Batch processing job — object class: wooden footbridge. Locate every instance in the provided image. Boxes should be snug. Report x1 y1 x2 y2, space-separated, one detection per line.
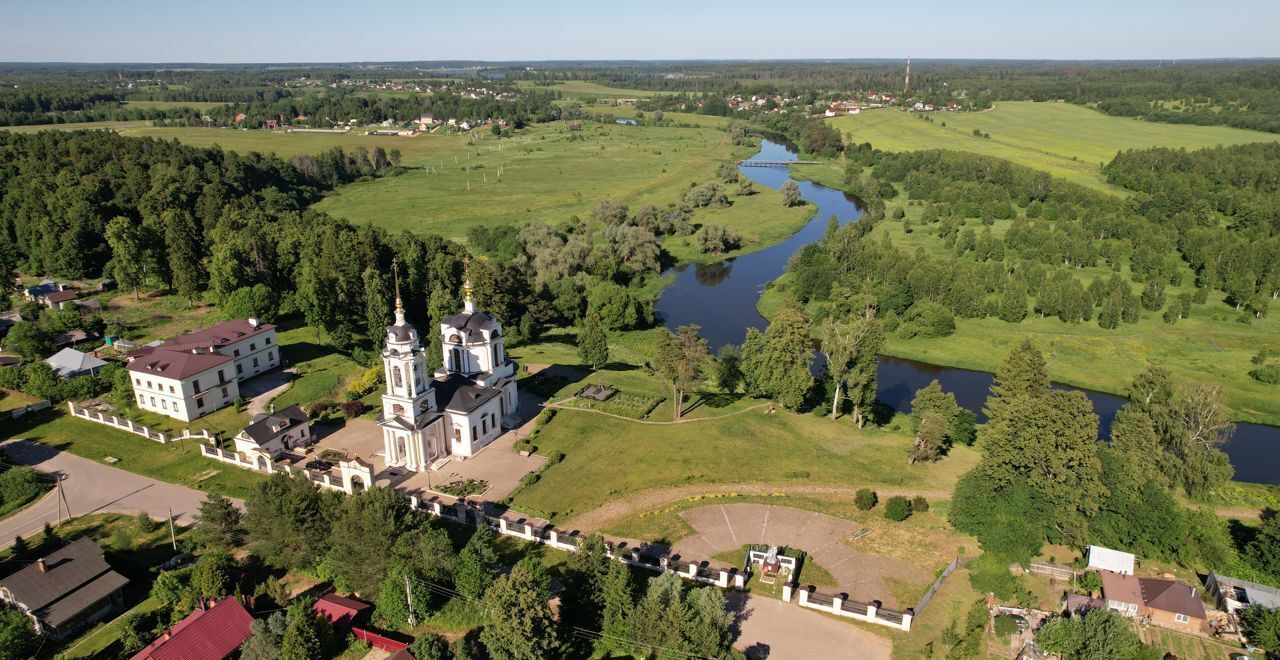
737 159 820 167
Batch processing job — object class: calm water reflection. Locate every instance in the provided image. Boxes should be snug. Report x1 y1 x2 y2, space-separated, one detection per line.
655 140 1278 484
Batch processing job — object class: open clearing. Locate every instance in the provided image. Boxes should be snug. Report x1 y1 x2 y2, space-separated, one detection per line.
828 102 1280 191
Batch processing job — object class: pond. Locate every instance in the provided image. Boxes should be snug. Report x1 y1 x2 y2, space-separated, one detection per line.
655 139 1278 484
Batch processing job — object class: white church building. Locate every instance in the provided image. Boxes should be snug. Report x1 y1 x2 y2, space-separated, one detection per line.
378 277 518 472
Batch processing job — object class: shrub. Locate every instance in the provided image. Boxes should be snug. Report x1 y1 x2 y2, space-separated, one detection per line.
520 473 540 488
1250 364 1280 384
911 495 929 513
307 401 332 418
884 496 912 521
1075 570 1101 595
993 614 1020 638
339 400 365 418
854 488 877 511
136 510 159 533
545 450 565 466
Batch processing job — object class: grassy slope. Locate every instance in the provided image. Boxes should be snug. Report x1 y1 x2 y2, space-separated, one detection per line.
828 102 1280 192
507 334 978 523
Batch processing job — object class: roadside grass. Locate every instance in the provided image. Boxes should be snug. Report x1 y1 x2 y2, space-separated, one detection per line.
828 102 1280 192
1 410 263 499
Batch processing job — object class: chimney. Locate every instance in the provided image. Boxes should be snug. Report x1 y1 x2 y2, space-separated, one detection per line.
248 317 259 328
36 558 46 573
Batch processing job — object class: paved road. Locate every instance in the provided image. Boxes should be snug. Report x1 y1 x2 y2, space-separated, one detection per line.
0 439 241 545
731 593 893 660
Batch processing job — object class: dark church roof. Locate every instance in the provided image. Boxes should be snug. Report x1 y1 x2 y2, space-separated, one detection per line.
433 373 500 414
386 320 416 343
441 311 499 338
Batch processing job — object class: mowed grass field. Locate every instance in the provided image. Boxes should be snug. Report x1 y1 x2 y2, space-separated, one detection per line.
516 80 671 98
829 102 1280 192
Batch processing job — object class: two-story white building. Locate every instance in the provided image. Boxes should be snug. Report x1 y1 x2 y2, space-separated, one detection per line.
125 319 279 421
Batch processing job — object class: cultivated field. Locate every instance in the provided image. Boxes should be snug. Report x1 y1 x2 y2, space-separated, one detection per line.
828 102 1280 191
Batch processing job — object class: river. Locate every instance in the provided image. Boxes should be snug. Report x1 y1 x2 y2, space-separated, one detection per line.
655 139 1278 485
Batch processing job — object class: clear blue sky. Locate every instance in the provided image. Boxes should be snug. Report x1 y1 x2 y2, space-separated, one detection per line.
1 0 1275 62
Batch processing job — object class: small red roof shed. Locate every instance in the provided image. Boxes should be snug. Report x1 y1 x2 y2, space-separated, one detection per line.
131 598 253 660
314 593 372 628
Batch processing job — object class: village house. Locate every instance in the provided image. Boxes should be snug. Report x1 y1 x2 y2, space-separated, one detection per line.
130 597 254 660
1100 571 1209 634
1087 545 1135 575
376 273 518 472
232 404 311 458
125 318 279 421
21 279 68 303
43 289 80 309
0 538 128 639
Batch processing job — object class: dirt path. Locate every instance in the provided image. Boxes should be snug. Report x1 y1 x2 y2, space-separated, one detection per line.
546 397 774 425
561 481 953 532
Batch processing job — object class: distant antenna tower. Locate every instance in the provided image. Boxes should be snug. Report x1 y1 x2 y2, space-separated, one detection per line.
904 57 911 95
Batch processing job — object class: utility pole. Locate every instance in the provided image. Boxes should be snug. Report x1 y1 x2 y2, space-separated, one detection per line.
404 574 417 627
167 508 177 550
56 476 68 526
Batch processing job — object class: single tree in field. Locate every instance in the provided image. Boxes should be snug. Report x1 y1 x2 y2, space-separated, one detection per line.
105 216 148 299
781 181 801 207
910 411 950 464
821 301 884 425
653 325 708 420
577 314 610 369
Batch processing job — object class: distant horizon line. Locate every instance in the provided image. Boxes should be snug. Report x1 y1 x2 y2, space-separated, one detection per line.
2 56 1280 68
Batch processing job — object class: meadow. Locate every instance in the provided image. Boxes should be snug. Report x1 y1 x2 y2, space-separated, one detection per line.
828 102 1280 192
758 201 1280 425
516 80 672 98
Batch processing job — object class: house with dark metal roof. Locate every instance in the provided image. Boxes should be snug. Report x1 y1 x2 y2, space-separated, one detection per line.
130 597 254 660
233 404 311 458
0 538 128 638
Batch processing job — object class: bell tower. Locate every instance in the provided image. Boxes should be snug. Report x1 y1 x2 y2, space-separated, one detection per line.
380 263 434 424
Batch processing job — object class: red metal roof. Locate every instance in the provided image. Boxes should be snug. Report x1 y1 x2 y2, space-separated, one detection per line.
126 348 232 381
131 598 254 660
314 593 372 627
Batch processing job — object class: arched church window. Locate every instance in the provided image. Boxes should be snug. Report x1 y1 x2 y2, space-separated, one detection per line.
393 404 405 415
393 366 403 388
449 334 462 345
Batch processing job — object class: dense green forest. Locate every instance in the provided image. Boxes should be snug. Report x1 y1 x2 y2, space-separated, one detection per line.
784 143 1280 331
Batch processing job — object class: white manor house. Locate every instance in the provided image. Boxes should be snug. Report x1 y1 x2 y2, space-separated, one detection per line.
377 278 519 471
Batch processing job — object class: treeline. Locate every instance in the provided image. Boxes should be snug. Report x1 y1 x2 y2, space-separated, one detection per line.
206 88 563 129
782 146 1280 337
0 129 472 352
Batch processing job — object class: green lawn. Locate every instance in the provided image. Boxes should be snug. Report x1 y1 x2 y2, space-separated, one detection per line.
1 411 263 499
507 372 979 523
829 102 1280 192
270 326 368 410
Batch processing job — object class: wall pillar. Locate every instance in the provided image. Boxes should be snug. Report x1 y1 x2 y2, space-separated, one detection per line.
798 589 810 606
523 523 535 541
686 563 698 578
718 570 730 588
832 594 844 613
900 612 913 631
782 584 793 602
866 602 878 622
548 530 559 547
498 518 509 535
431 501 444 517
